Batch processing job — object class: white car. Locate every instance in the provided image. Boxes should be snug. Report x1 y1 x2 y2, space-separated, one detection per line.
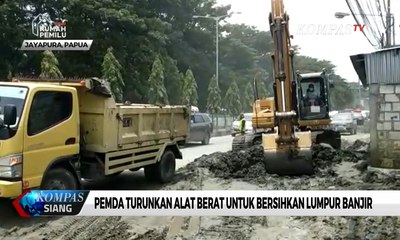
231 113 253 136
361 110 370 119
329 111 338 118
191 106 199 113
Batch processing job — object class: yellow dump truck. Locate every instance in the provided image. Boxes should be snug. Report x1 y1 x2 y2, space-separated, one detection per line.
0 77 189 198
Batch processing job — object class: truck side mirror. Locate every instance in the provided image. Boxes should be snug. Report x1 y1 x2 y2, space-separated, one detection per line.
4 104 17 126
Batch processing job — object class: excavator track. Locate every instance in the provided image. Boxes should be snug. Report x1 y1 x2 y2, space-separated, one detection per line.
232 134 252 152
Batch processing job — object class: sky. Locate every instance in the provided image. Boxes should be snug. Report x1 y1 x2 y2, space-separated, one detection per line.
216 0 400 82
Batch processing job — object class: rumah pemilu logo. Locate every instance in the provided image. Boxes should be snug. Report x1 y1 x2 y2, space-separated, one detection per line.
32 12 67 38
21 12 92 51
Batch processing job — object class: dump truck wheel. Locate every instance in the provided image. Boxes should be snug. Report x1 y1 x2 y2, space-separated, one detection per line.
107 171 123 177
41 168 78 190
144 165 158 181
156 150 176 183
202 133 210 145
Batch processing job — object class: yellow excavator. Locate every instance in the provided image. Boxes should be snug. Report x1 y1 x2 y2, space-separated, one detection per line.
232 0 341 175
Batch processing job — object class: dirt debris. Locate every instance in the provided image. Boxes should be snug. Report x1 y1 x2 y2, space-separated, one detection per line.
3 138 400 240
182 140 372 185
165 139 400 240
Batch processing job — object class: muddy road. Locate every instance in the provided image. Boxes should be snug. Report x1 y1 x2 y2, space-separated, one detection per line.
3 133 400 240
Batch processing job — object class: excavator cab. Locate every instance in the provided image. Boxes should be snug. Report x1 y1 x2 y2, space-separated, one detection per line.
298 71 330 121
296 70 341 150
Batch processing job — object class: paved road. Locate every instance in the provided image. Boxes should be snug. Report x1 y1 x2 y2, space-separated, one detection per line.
21 133 366 193
0 133 369 229
82 135 233 190
178 135 232 168
0 133 367 220
0 135 234 226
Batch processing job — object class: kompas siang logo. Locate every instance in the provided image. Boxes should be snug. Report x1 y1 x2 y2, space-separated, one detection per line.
13 190 89 217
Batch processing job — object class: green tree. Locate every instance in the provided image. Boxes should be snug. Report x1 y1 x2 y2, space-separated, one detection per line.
0 0 356 113
258 79 269 98
39 50 63 78
148 56 169 105
206 75 222 114
329 75 355 110
254 71 269 99
224 80 242 118
163 56 184 105
101 47 124 102
243 82 254 112
181 69 198 106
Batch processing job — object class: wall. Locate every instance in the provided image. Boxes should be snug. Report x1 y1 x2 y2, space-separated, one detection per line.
370 84 400 168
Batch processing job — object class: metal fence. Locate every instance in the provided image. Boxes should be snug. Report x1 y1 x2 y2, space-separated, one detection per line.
209 113 234 131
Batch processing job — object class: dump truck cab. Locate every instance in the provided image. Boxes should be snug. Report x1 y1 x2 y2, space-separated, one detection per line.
0 78 189 198
0 82 80 197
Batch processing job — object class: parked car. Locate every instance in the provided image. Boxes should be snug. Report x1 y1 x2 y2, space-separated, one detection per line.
361 110 370 120
352 109 365 125
231 113 253 136
187 112 213 145
330 112 357 135
191 106 199 113
329 111 339 118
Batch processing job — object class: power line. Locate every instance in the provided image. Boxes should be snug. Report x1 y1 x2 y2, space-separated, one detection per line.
376 0 386 28
360 0 383 44
366 0 383 37
346 0 378 47
349 0 387 47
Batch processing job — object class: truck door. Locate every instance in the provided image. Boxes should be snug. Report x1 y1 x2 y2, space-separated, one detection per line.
22 88 80 190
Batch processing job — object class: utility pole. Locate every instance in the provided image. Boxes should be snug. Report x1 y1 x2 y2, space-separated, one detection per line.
216 21 219 88
386 0 391 47
359 79 362 107
193 12 241 87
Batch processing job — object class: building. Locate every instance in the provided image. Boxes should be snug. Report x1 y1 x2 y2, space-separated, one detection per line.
351 46 400 169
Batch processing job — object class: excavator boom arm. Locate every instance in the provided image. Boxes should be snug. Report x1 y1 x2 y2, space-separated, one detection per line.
270 0 297 145
259 0 314 176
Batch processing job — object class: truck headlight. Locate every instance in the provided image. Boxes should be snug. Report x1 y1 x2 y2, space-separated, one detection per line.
0 154 23 178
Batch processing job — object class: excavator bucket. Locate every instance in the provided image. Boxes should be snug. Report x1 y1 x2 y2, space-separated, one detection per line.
262 131 314 175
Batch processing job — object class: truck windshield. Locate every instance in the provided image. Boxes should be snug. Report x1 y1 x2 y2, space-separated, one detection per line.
0 86 28 130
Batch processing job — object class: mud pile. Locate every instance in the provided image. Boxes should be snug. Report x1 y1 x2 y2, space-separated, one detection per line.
196 145 266 180
171 140 400 240
171 140 400 191
188 140 370 181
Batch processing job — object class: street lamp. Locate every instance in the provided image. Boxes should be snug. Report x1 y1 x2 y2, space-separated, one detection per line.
193 11 241 87
334 11 395 47
334 12 350 19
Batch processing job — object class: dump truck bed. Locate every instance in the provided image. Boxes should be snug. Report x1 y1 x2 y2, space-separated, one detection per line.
77 88 190 153
9 77 190 154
